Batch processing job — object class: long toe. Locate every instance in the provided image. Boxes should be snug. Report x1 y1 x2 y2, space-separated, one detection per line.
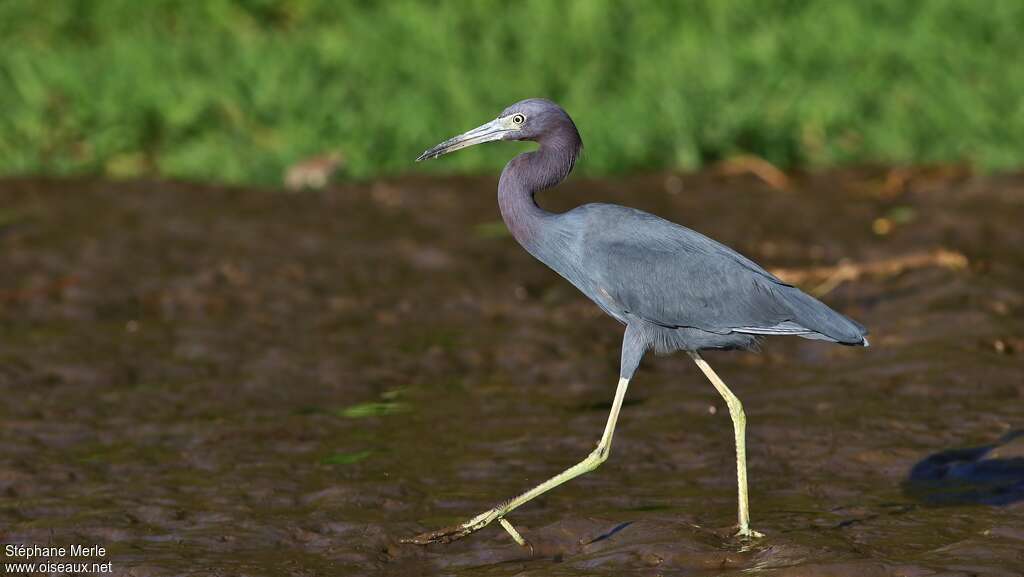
401 523 472 545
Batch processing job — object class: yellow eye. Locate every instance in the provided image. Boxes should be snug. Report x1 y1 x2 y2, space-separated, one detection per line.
512 114 525 125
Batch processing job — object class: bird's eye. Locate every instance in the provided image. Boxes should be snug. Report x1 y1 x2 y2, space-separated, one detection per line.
512 114 525 125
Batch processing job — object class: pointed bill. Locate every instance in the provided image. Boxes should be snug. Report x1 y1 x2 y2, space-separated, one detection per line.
416 116 518 161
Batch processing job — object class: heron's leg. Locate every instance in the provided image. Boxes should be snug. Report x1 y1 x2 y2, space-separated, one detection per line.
688 351 763 539
403 375 632 546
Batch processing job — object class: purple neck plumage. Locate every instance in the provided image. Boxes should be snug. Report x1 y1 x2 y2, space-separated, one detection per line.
497 127 582 255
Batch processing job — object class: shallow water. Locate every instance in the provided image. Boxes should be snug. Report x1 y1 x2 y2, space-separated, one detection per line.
1 171 1022 576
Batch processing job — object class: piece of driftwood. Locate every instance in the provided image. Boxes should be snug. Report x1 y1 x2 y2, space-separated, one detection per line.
713 154 792 191
771 248 968 296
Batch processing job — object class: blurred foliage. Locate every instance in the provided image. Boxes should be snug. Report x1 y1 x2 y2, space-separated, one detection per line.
1 0 1022 184
321 450 373 465
336 401 409 418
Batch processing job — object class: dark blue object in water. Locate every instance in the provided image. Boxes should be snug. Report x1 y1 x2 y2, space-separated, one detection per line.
905 430 1024 506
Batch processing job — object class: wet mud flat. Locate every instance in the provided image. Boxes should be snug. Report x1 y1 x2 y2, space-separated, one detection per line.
1 170 1022 576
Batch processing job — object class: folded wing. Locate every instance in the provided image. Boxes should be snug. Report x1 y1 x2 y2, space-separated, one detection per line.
578 205 867 345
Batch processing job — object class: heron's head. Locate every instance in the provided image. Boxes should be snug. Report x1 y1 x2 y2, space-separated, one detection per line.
416 98 578 162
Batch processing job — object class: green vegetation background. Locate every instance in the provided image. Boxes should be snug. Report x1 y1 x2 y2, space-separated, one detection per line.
2 0 1022 184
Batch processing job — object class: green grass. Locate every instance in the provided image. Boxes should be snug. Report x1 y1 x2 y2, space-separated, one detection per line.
1 0 1022 184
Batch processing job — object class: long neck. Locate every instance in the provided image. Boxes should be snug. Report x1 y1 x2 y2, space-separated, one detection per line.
497 131 581 257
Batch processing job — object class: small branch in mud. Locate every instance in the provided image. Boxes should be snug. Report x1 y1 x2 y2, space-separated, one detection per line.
771 248 969 296
713 154 792 191
0 275 79 305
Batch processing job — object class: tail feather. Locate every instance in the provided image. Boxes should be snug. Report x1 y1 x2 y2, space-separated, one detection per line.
780 286 868 345
737 285 868 346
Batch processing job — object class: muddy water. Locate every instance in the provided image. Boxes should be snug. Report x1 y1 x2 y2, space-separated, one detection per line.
0 171 1022 576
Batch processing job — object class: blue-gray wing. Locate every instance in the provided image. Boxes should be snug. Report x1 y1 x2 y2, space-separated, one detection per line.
576 204 866 343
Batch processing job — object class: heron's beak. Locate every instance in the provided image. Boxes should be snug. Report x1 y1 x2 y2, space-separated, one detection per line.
416 116 516 162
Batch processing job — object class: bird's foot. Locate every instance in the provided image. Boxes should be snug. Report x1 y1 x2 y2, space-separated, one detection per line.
735 526 764 540
402 508 531 549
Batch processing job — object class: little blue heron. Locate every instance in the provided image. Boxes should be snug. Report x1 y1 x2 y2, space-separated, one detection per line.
404 99 868 547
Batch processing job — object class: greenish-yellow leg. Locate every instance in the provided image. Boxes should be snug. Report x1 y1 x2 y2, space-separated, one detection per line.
403 376 632 546
689 351 763 539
